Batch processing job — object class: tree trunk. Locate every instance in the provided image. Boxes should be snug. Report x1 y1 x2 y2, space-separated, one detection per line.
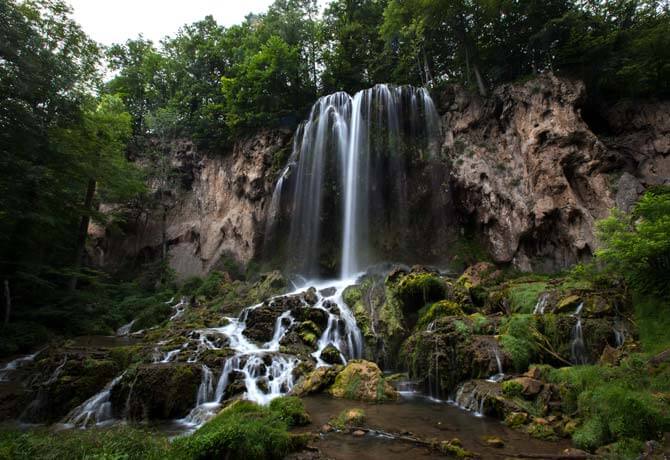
3 280 10 325
161 205 168 262
68 178 96 293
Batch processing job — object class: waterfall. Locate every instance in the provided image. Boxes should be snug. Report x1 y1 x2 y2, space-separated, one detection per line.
270 85 441 277
570 303 588 365
533 293 548 315
116 319 136 337
63 373 125 428
0 349 42 382
180 278 363 428
486 346 505 383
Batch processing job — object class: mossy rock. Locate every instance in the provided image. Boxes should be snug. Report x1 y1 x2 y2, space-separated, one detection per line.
330 407 366 429
112 363 201 420
297 321 321 347
328 360 398 402
395 272 446 312
417 300 464 330
504 411 529 428
556 294 582 314
320 344 344 365
292 365 342 397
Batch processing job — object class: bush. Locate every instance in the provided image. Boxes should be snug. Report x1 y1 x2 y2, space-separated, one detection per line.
194 271 228 299
499 315 538 372
502 380 523 397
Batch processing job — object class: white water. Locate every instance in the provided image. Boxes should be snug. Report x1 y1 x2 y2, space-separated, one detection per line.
0 349 43 382
116 319 136 336
453 383 487 418
63 374 125 428
570 303 587 365
180 277 363 427
532 293 549 315
486 346 505 383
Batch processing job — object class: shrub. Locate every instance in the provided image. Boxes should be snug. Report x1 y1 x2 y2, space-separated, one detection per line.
195 271 228 299
502 380 523 397
499 315 538 372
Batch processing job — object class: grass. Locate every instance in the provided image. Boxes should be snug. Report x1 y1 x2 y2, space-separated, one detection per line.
507 281 548 313
634 294 670 354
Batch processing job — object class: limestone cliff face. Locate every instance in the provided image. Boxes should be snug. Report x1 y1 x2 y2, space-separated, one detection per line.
441 74 669 271
89 129 292 280
91 76 669 278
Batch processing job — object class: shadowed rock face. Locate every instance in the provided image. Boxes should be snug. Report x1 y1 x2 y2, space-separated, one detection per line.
442 74 670 271
88 129 293 280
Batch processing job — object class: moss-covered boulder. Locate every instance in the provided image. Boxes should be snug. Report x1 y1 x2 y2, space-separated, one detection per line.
292 366 342 397
328 360 398 402
396 271 446 312
243 304 288 343
320 344 344 365
112 363 201 420
329 407 366 429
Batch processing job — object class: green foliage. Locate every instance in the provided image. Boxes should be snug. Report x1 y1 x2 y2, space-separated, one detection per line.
329 408 366 430
0 426 171 460
596 187 670 297
546 358 670 452
634 294 670 354
268 396 311 426
173 399 306 460
499 315 538 372
502 380 523 398
507 282 548 314
194 271 227 299
0 322 51 357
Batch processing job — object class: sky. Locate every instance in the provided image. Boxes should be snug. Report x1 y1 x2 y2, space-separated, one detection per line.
66 0 324 46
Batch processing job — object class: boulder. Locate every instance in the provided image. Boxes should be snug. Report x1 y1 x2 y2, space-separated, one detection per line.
292 366 341 397
328 360 398 402
320 344 344 365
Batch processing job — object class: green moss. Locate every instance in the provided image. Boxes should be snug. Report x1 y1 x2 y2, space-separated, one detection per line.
330 408 366 430
173 400 307 460
416 300 463 330
396 272 446 311
297 321 320 347
499 315 538 372
507 282 547 313
634 294 670 354
0 426 171 460
470 313 489 333
502 380 524 397
268 396 311 426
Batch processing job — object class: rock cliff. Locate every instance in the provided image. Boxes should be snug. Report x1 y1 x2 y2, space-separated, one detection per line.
90 75 669 276
442 74 669 271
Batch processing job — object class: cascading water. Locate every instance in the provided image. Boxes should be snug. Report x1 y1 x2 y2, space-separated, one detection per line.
486 346 505 383
0 349 42 382
267 84 442 277
570 303 588 365
533 293 549 315
180 277 363 427
62 373 125 428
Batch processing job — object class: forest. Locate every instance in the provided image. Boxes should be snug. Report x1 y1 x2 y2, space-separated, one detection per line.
1 0 670 459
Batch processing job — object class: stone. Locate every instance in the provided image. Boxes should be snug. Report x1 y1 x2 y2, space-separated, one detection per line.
292 366 341 397
321 423 333 433
320 344 344 365
352 430 366 437
328 360 398 402
504 411 529 428
511 377 543 397
563 448 590 457
556 295 582 313
523 366 542 380
482 436 504 448
458 262 496 289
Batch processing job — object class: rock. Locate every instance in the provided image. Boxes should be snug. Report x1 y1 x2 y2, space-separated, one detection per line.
504 411 529 428
292 366 341 397
599 344 623 366
303 288 318 305
458 262 496 289
438 440 475 458
243 305 286 343
523 366 542 380
112 363 201 420
511 377 543 397
330 408 366 429
328 360 398 402
563 448 590 457
321 423 333 433
352 430 366 437
526 419 557 440
482 436 505 448
556 295 582 313
320 345 343 365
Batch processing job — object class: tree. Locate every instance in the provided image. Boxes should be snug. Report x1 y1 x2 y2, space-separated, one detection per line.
596 186 670 297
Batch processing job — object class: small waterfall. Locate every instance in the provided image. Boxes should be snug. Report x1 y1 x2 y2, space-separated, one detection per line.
453 383 487 417
116 319 136 337
270 85 441 277
63 373 125 428
181 278 363 427
613 320 626 347
486 346 505 383
0 349 42 382
533 293 548 315
169 297 188 321
570 303 588 365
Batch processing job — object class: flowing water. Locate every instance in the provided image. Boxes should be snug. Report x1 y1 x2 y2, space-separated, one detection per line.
486 346 505 383
61 373 125 428
267 84 441 278
179 277 364 427
570 303 588 365
532 293 549 315
0 350 42 382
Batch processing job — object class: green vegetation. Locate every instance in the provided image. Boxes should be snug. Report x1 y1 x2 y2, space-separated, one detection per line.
0 426 171 460
416 300 463 329
507 282 548 313
329 407 366 430
396 272 446 311
499 315 538 372
173 399 308 460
